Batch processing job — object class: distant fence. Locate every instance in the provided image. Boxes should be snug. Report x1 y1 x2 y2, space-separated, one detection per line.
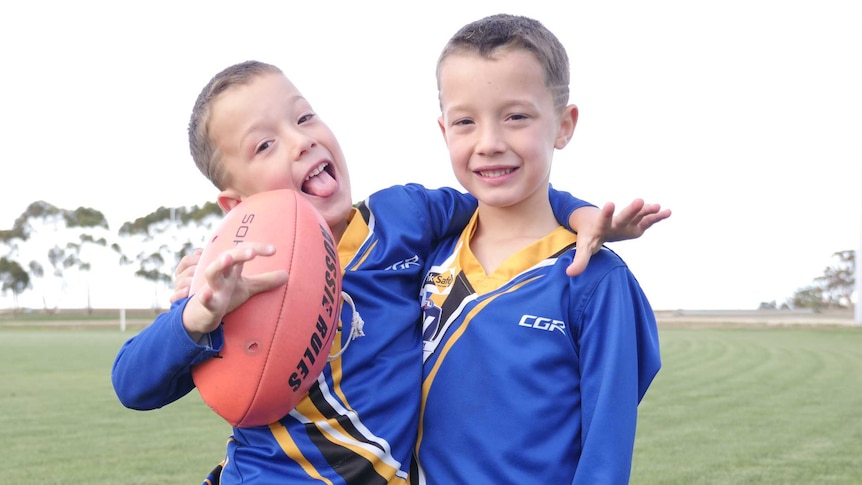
655 309 856 327
0 308 161 329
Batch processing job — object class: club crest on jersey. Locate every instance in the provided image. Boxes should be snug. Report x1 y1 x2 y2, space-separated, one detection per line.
421 295 443 343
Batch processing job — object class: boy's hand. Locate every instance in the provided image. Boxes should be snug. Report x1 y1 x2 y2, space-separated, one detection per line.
171 249 202 304
566 199 671 277
604 198 672 242
181 243 290 342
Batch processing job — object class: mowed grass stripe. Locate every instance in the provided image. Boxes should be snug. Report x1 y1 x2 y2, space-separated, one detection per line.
1 328 230 485
2 325 861 483
632 327 862 484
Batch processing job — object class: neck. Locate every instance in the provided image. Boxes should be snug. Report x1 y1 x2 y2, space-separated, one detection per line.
474 194 557 242
330 220 347 243
469 194 557 275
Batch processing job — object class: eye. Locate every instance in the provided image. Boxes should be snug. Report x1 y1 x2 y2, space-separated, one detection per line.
298 113 315 125
255 140 274 154
452 118 474 127
507 113 529 122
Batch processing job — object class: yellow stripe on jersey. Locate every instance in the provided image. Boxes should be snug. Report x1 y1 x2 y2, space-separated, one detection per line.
347 240 377 272
273 395 404 481
416 276 541 454
269 421 335 484
462 225 576 294
339 206 378 272
269 366 404 480
269 204 404 482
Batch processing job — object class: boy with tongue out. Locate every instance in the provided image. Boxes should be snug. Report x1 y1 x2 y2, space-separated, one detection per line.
111 60 668 484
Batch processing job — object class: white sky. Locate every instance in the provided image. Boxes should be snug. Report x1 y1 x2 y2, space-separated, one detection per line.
1 0 860 311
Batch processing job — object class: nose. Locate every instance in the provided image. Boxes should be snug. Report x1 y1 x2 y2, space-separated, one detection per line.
282 125 316 161
475 124 506 156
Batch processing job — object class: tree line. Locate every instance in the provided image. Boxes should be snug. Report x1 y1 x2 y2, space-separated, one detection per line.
0 201 856 313
0 200 221 313
760 249 855 311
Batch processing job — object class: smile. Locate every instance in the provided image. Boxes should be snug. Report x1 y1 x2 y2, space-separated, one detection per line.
477 167 516 177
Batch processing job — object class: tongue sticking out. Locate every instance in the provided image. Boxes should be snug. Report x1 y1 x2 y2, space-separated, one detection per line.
302 169 338 197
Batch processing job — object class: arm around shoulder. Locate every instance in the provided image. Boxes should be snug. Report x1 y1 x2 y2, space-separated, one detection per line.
400 183 478 241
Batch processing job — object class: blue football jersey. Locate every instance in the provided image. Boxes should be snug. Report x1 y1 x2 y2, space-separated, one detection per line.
411 213 661 485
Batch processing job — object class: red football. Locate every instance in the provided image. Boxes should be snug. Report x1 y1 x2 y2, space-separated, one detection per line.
189 189 341 427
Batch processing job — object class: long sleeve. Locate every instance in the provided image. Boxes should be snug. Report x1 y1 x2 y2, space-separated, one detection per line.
111 297 223 410
548 184 594 230
572 266 661 485
399 184 477 243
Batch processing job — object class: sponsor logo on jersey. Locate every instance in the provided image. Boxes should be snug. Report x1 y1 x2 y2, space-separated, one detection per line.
431 272 453 292
518 314 566 334
422 270 455 293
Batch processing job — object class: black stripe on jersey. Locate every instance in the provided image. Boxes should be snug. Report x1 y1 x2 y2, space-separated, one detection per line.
433 271 474 337
356 200 372 225
552 242 577 259
408 456 419 485
302 382 389 484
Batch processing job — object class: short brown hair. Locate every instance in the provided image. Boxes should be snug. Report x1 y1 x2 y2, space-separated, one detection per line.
436 14 570 110
188 60 283 190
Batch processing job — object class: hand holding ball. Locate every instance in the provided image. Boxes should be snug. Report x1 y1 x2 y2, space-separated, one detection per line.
190 189 341 427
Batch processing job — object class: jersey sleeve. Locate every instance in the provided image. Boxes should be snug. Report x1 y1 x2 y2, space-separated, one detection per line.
548 184 594 231
397 183 589 239
111 297 223 410
571 265 661 485
401 183 478 242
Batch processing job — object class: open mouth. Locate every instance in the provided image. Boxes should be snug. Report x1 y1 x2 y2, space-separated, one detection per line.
476 167 517 178
301 162 337 197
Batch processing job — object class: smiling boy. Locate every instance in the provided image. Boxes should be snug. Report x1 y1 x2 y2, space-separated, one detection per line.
410 14 662 484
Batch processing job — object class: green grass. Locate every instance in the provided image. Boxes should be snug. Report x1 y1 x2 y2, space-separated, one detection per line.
0 328 229 484
1 325 861 484
631 327 862 484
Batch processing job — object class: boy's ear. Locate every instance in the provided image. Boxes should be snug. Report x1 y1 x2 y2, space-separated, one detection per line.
437 116 447 140
217 189 243 213
555 104 579 149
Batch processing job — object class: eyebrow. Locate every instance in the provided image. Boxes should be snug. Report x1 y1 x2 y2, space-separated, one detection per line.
239 91 314 145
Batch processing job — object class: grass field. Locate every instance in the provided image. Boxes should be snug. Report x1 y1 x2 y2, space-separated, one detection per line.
1 322 861 484
631 325 862 484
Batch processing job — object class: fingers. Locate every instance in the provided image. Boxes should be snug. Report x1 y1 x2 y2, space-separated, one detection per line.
568 224 604 277
246 270 291 295
169 286 190 304
174 249 202 298
174 270 195 294
181 242 282 328
175 249 202 279
183 243 277 285
596 202 614 235
205 243 277 280
611 200 670 239
637 208 672 231
611 199 642 227
566 253 588 277
600 201 616 221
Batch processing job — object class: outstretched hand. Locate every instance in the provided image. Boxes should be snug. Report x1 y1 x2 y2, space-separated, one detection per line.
179 243 290 342
566 199 671 277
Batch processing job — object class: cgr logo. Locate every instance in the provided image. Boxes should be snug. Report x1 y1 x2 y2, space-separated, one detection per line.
386 255 420 270
518 315 566 334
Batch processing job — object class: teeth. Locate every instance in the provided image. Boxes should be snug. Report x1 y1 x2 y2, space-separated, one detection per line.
306 162 328 180
478 168 514 177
